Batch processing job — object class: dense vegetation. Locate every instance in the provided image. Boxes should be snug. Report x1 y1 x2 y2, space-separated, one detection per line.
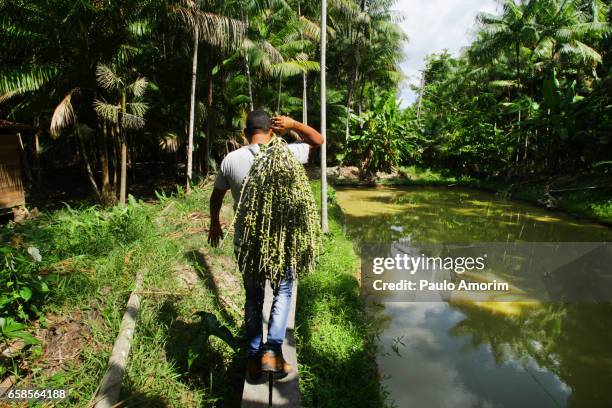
1 0 405 203
1 183 380 406
412 0 612 178
3 1 611 184
2 1 612 404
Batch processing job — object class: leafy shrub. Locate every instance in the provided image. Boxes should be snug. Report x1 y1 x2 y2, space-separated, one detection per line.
345 92 423 175
48 195 152 257
0 245 49 323
0 317 40 346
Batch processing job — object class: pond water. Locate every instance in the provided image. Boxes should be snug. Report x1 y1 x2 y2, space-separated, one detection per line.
335 186 612 408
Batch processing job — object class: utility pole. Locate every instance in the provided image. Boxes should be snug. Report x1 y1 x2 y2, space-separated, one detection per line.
417 71 425 119
320 0 329 233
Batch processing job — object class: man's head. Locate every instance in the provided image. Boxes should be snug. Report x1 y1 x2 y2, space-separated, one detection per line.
244 109 272 141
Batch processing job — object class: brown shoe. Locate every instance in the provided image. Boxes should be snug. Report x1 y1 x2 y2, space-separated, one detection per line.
247 357 262 381
261 349 292 378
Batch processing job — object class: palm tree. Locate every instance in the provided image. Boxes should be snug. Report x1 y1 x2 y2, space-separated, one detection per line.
296 0 321 124
472 1 539 92
174 0 244 186
531 0 611 71
241 3 319 113
93 63 149 206
321 0 329 233
470 0 539 162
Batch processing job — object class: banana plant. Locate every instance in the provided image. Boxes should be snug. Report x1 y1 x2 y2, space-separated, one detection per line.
542 68 582 142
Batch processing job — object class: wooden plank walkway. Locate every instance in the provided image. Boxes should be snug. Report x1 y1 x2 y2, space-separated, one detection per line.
241 281 300 407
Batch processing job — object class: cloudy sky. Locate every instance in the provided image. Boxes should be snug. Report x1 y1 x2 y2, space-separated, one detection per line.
393 0 499 106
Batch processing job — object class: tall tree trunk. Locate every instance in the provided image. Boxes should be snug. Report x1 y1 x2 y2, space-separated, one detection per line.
187 26 199 191
277 75 282 113
298 0 307 124
119 92 127 206
112 125 119 197
345 56 360 142
302 72 308 124
320 0 329 233
76 128 101 200
345 106 350 143
100 124 113 205
345 0 365 142
205 68 213 175
33 116 41 184
516 41 522 138
246 55 254 111
242 9 254 112
417 71 425 119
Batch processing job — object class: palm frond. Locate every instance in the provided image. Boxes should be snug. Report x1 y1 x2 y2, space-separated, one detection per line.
0 90 19 104
299 16 320 41
93 99 120 124
129 77 149 97
261 40 284 64
50 88 80 138
0 65 58 97
488 80 518 89
572 21 611 36
480 23 512 36
560 40 602 64
96 64 123 91
555 27 574 42
122 113 145 129
117 44 143 65
128 101 149 117
533 37 555 59
174 3 245 51
329 0 362 19
0 21 42 40
127 20 151 37
271 60 320 77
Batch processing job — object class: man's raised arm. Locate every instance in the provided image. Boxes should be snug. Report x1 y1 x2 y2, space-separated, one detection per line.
272 116 324 148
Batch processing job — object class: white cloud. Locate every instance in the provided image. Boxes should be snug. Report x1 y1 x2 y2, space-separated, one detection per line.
393 0 499 107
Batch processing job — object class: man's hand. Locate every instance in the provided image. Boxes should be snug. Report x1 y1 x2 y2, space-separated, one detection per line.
272 115 295 135
209 188 227 247
208 221 223 248
273 115 323 147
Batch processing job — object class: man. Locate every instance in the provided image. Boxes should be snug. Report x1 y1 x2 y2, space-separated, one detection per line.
208 109 323 380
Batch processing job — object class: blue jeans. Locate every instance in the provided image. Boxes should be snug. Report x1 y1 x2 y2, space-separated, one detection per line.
243 269 293 358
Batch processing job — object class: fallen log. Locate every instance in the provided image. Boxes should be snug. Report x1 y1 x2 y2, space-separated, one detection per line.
92 271 143 408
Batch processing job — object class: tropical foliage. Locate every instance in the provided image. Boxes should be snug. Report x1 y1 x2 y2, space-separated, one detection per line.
345 92 421 175
0 0 406 200
414 0 612 178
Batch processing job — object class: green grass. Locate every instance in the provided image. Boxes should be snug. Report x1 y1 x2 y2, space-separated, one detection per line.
2 182 385 407
511 182 612 225
2 187 243 407
295 182 384 408
397 165 467 185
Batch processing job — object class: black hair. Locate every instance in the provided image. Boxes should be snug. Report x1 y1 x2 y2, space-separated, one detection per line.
245 109 272 137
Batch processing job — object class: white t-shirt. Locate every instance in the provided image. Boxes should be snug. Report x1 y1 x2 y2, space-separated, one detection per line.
213 142 310 247
214 143 310 203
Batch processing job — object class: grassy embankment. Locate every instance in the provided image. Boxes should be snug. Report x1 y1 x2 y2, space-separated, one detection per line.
296 181 383 407
1 182 382 407
354 165 612 225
